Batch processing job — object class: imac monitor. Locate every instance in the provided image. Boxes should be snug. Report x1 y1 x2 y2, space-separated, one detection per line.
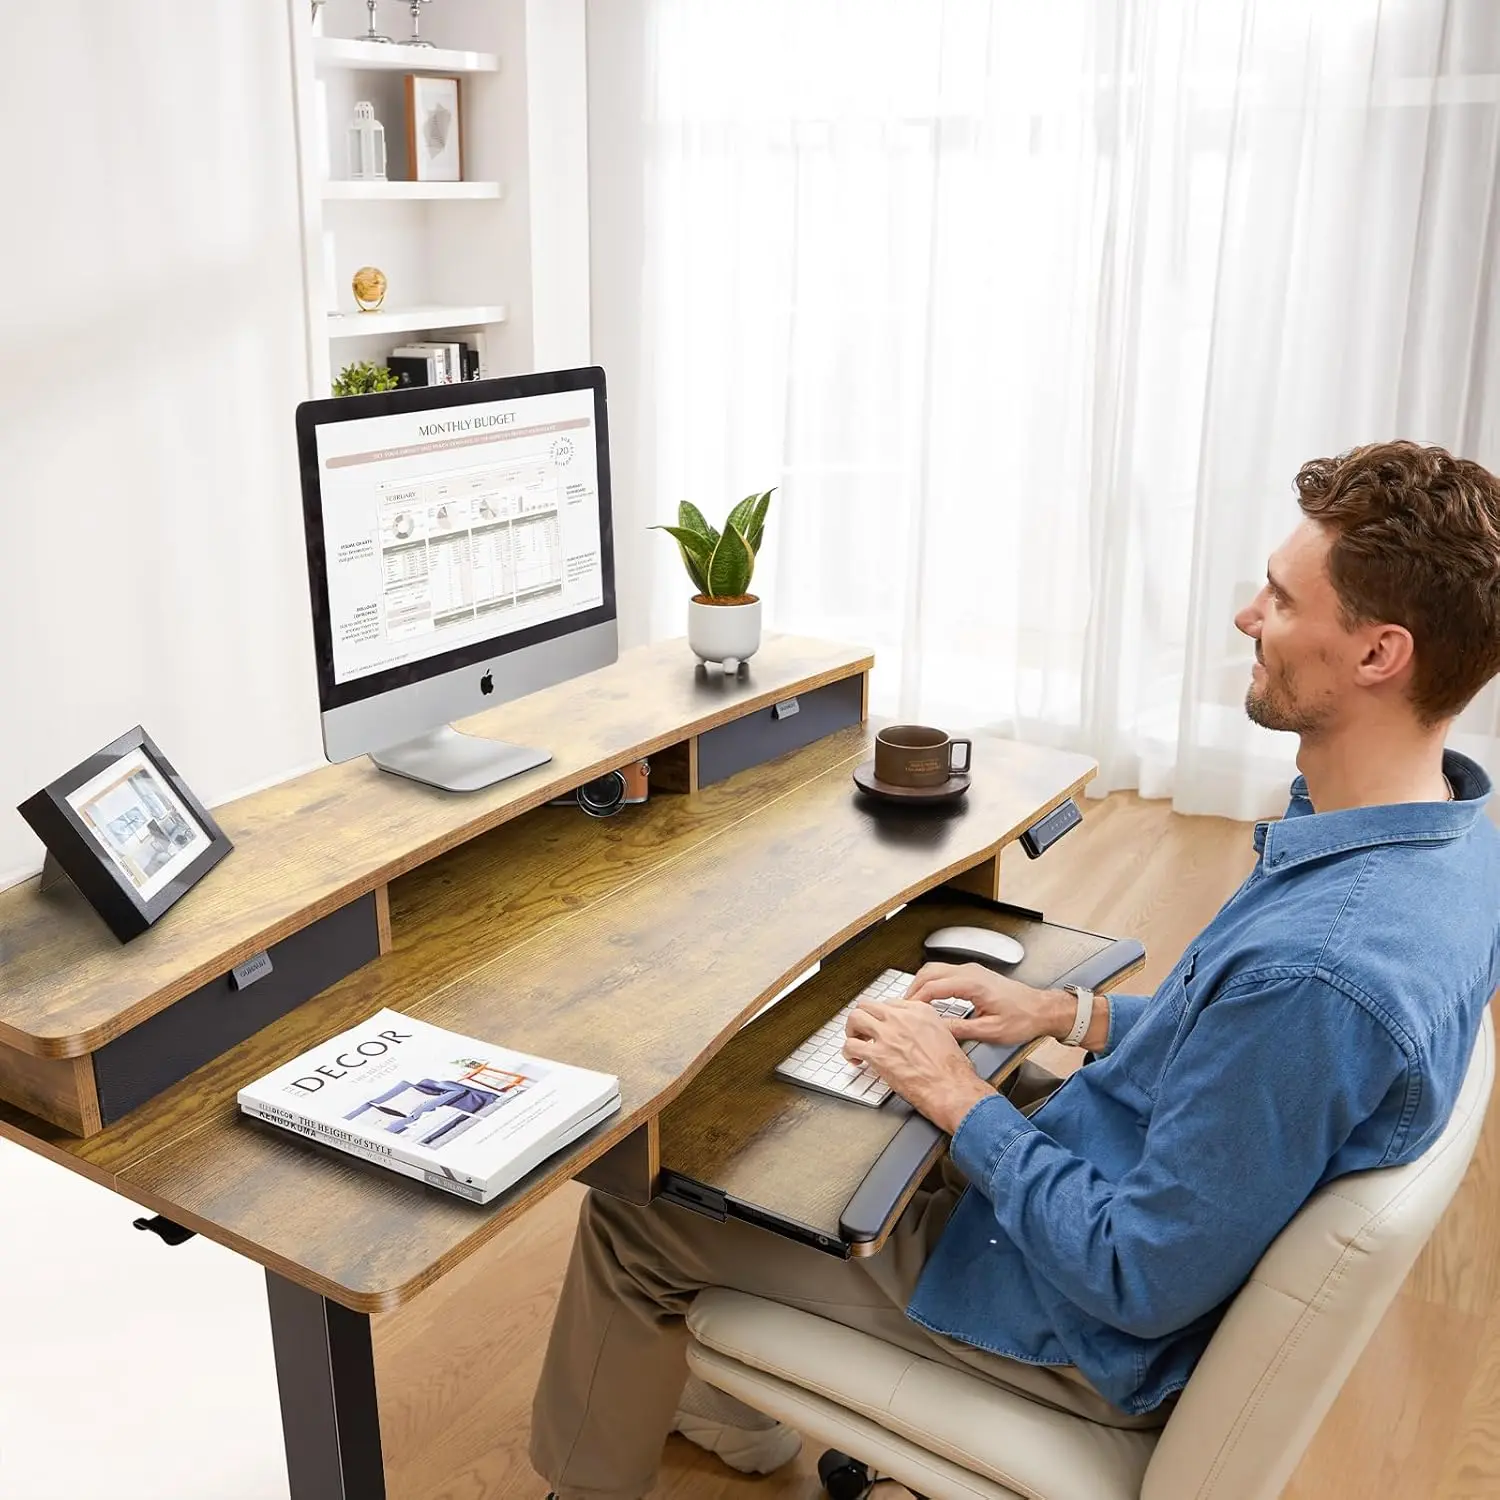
295 366 618 792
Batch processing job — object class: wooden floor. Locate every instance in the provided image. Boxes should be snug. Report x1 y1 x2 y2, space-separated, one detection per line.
372 791 1500 1499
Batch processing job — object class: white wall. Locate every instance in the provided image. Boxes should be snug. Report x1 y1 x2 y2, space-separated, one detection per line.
0 2 597 893
0 13 602 1496
586 0 655 648
527 0 594 371
0 3 322 889
0 17 315 1492
0 1144 290 1500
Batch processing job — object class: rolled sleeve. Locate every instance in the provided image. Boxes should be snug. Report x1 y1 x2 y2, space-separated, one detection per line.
951 1091 1035 1185
1103 992 1150 1054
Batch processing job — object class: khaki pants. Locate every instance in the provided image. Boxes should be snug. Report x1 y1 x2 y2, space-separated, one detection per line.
531 1085 1169 1500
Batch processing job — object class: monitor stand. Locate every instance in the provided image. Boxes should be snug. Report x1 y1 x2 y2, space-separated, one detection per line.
369 725 552 793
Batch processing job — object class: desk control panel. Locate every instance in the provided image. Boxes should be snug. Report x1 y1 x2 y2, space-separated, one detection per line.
1019 797 1084 859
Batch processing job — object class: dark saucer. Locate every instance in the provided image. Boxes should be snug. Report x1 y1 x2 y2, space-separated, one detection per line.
852 760 971 804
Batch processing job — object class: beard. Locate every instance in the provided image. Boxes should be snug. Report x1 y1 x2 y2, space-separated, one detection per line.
1244 651 1334 736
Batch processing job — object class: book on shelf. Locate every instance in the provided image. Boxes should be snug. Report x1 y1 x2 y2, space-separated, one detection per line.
452 327 490 379
388 348 442 388
414 339 463 382
390 341 454 384
237 1008 621 1204
388 334 487 387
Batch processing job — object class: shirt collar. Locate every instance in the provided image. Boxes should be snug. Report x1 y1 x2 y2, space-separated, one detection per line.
1253 750 1493 871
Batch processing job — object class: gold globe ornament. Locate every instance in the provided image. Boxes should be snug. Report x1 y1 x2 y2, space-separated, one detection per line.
352 265 388 312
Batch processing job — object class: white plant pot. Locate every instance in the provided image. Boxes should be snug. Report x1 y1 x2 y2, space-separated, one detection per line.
688 596 762 672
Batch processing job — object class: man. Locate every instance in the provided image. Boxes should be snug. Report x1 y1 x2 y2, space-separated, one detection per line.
532 441 1500 1500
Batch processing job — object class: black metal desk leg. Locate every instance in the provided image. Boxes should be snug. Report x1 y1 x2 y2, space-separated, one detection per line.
266 1270 387 1500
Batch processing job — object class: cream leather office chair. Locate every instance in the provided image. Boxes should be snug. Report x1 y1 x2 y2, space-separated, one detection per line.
686 1009 1494 1500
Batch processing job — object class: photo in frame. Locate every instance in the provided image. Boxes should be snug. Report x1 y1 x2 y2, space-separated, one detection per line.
17 726 233 943
405 73 463 182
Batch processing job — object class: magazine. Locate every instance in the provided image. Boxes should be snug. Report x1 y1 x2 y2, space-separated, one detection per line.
237 1008 620 1204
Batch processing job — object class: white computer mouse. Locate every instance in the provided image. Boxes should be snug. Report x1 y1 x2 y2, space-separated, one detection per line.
923 925 1025 968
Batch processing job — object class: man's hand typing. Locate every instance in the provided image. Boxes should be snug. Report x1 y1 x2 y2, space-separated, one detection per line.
842 999 994 1134
904 962 1109 1051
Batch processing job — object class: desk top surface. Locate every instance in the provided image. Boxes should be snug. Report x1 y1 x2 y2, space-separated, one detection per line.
0 714 1093 1311
0 635 871 1057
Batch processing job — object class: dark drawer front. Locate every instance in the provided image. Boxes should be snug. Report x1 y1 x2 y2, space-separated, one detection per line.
697 673 865 788
92 893 381 1125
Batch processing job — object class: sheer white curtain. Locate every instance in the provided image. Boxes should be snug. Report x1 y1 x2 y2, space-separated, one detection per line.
618 0 1500 820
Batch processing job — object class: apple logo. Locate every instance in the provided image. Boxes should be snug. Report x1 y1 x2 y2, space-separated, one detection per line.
479 670 494 695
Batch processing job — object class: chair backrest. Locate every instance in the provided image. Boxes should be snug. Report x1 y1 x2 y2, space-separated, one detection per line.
1143 1007 1494 1500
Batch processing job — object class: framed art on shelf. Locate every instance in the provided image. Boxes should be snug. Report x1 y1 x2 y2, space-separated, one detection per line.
406 73 463 182
17 725 233 943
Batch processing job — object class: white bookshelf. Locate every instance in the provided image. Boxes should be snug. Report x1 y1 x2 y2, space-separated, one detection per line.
320 179 504 201
289 0 588 395
328 303 509 338
312 36 499 73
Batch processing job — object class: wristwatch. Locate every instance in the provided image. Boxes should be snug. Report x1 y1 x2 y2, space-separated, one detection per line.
1059 984 1096 1048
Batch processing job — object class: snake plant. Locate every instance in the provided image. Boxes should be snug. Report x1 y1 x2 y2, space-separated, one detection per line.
652 489 774 601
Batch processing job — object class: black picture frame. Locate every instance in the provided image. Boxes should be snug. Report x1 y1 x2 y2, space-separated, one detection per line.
17 726 233 944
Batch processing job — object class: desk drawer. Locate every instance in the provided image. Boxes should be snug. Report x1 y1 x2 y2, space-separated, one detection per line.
654 892 1144 1255
696 674 865 788
91 893 382 1126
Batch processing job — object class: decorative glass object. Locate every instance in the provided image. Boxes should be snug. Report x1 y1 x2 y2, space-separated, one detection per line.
348 102 387 181
361 0 391 43
405 0 435 47
352 266 388 311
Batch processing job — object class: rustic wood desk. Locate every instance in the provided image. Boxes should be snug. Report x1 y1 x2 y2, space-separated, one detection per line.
0 635 1136 1499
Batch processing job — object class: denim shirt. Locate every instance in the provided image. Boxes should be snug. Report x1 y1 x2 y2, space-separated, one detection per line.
907 751 1500 1416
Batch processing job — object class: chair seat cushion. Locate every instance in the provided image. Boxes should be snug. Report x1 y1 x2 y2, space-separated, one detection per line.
687 1290 1156 1500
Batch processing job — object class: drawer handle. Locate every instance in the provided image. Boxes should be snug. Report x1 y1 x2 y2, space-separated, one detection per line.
773 697 800 720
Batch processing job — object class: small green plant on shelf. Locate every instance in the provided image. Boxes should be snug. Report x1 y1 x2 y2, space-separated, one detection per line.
651 488 775 602
332 360 399 397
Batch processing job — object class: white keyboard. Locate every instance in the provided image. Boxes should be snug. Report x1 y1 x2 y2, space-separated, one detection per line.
774 968 974 1108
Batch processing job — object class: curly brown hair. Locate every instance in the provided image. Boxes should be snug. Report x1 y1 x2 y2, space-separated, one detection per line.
1295 440 1500 724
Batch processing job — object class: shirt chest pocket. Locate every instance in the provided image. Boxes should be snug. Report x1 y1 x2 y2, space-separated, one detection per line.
1115 950 1200 1102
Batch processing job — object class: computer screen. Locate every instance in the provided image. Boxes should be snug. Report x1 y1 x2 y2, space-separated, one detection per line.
302 376 611 703
295 368 618 789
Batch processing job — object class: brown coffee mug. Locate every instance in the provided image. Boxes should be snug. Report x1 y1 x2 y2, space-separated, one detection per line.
874 725 973 788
